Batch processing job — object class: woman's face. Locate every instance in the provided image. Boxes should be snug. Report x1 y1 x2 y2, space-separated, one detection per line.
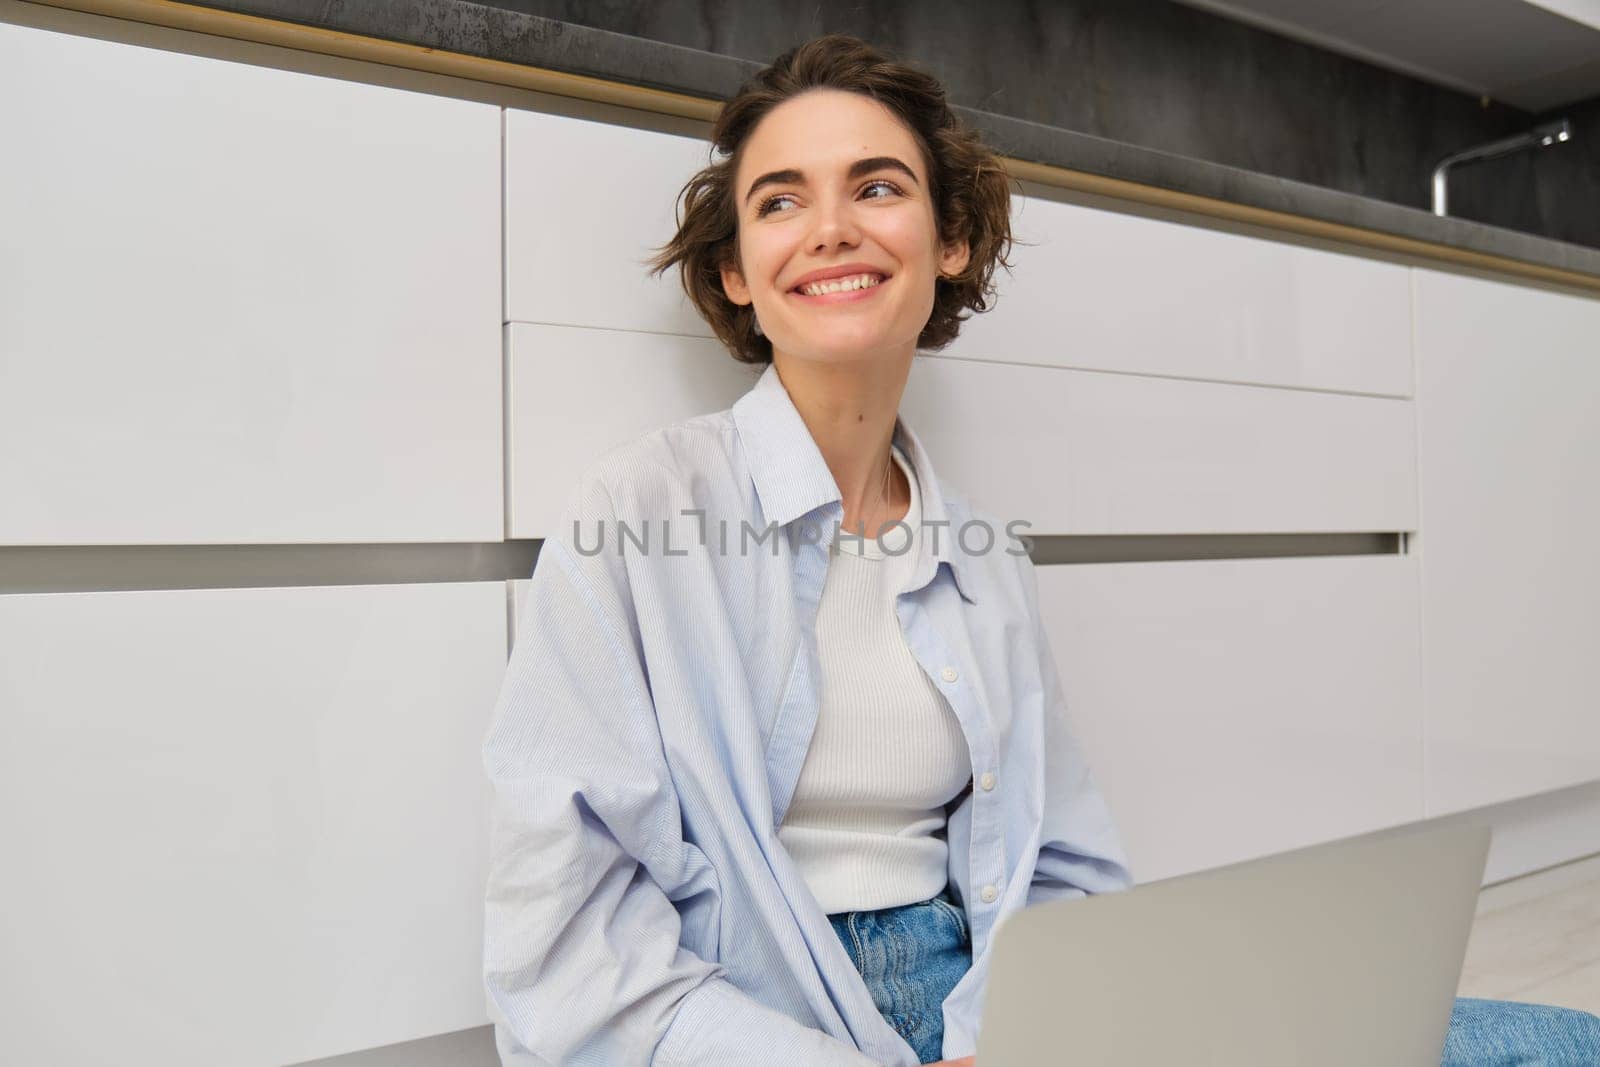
721 88 970 366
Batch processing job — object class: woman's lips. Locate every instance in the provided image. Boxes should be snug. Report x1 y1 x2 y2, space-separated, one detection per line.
789 275 890 304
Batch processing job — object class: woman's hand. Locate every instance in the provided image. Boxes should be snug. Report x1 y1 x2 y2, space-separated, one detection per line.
926 1059 975 1066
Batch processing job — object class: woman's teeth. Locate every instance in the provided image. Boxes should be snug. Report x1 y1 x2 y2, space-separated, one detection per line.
797 274 884 297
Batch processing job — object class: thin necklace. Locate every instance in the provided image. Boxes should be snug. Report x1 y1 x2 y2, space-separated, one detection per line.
868 446 896 538
845 448 896 541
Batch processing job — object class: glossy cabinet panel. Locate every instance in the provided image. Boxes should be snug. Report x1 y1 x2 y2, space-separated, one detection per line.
946 188 1415 397
1035 555 1425 882
0 582 507 1066
0 22 502 544
506 323 758 537
901 354 1416 534
1413 268 1600 814
504 108 712 335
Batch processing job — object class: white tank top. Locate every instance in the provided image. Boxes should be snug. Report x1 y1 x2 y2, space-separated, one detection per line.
777 444 974 914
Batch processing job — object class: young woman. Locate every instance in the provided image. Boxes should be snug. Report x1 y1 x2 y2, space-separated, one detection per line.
482 34 1600 1066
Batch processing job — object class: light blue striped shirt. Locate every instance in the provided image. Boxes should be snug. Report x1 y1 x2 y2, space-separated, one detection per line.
482 361 1133 1065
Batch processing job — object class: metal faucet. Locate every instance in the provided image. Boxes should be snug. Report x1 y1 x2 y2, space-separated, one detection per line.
1431 118 1573 216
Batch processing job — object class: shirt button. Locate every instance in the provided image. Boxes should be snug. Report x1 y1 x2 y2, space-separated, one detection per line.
940 666 958 683
979 772 997 792
981 884 999 904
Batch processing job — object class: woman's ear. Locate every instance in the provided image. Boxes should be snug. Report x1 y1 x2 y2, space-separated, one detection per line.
720 261 752 306
940 237 972 280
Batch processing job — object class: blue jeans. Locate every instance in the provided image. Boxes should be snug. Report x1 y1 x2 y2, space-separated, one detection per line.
1441 997 1600 1065
829 890 1600 1066
829 888 971 1062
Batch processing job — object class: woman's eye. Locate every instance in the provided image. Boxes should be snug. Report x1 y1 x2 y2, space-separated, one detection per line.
754 180 904 218
755 194 796 218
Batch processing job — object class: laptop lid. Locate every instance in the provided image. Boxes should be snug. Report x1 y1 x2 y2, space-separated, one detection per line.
977 818 1491 1066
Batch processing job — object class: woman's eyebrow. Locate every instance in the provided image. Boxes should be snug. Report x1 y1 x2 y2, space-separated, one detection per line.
742 155 920 206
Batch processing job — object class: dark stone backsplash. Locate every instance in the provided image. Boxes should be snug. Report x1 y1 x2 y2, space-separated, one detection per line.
484 0 1598 250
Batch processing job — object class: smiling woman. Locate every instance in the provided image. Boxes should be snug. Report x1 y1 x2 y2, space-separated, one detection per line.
486 34 1099 1067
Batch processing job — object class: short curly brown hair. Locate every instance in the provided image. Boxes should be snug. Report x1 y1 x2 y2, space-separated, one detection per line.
646 33 1016 365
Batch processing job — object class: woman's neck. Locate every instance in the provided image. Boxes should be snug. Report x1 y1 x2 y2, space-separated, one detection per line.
771 351 913 539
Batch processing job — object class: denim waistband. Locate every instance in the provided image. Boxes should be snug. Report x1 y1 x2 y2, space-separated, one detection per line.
828 889 973 1064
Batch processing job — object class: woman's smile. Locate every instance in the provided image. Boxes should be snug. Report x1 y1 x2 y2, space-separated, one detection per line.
789 272 891 304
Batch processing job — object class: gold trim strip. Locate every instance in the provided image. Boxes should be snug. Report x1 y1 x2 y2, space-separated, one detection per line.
1005 159 1600 295
26 0 1600 295
29 0 728 119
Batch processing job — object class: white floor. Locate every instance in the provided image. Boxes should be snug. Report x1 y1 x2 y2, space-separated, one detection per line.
1458 853 1600 1015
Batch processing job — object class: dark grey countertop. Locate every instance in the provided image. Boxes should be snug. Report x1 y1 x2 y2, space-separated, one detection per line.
196 0 1600 283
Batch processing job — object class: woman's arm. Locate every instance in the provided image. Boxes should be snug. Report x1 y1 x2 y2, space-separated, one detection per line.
483 532 878 1066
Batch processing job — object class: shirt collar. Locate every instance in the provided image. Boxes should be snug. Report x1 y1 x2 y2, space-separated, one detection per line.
730 361 979 604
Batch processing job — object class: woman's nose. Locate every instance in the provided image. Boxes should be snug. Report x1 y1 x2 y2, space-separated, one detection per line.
809 196 861 252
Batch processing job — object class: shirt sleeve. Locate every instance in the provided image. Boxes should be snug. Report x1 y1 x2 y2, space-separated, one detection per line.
482 511 878 1066
1018 554 1138 905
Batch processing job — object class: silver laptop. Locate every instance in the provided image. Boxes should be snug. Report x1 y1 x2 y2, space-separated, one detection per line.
978 817 1492 1066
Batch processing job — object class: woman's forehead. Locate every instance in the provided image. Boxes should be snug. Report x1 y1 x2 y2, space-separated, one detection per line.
739 91 923 182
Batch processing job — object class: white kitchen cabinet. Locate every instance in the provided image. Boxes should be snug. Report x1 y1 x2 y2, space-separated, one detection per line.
0 581 507 1066
1035 554 1426 882
504 107 714 335
946 185 1415 397
0 22 502 544
1413 268 1600 815
506 322 1417 539
505 323 759 537
900 353 1416 534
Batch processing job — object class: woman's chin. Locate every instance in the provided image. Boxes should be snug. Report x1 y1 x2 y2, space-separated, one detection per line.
783 326 917 363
